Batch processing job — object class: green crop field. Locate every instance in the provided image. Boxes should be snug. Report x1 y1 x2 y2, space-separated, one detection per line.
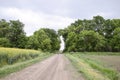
0 47 52 78
0 47 40 67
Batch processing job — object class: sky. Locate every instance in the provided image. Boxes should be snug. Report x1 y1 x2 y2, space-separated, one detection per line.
60 36 65 51
0 0 120 36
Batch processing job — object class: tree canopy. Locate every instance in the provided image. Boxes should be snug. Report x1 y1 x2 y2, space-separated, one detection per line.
0 15 120 52
58 15 120 52
0 19 60 52
25 28 60 52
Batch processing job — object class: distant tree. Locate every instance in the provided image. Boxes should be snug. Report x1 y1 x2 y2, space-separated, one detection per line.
65 32 77 52
42 28 60 51
6 20 27 48
59 15 120 52
0 38 11 47
0 19 9 38
110 27 120 51
26 36 39 49
27 28 60 52
78 30 105 51
34 29 52 51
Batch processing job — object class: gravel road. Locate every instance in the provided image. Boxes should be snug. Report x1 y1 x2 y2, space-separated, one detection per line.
0 54 84 80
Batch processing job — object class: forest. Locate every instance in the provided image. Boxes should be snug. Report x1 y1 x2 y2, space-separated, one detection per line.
0 15 120 52
59 15 120 52
0 19 60 52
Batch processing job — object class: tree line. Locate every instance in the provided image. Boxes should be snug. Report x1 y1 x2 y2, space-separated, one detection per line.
0 15 120 52
58 16 120 52
0 19 60 52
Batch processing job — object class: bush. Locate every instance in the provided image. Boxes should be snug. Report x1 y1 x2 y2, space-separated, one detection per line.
0 38 11 47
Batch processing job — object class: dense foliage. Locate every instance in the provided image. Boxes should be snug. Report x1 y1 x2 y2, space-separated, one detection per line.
26 28 60 52
0 19 27 48
0 19 60 52
58 16 120 52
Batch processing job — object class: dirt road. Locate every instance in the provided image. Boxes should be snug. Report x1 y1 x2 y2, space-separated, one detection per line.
0 54 84 80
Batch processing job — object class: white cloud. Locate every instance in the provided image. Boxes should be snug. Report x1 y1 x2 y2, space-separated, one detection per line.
90 12 113 19
0 7 75 36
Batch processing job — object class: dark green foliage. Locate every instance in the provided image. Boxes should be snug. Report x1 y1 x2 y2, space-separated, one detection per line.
59 15 120 52
0 19 60 52
110 28 120 51
0 19 9 38
43 28 60 50
0 38 11 47
0 19 27 48
26 28 60 52
6 20 26 48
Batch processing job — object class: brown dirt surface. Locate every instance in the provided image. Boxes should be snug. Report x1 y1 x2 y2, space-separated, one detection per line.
87 55 120 72
0 54 84 80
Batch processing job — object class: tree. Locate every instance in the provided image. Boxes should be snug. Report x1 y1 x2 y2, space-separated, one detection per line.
42 28 60 51
59 16 106 52
0 38 11 47
110 28 120 51
6 20 27 48
34 29 51 51
26 36 39 49
65 32 77 52
0 19 9 38
78 30 105 51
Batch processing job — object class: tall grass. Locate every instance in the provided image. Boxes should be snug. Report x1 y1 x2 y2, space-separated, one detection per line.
66 53 119 80
66 54 110 80
0 47 53 78
69 52 120 55
76 54 119 80
0 47 40 67
0 53 52 78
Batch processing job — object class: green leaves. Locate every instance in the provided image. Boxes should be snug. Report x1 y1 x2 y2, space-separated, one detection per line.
110 28 120 51
0 19 26 48
0 38 10 47
60 15 120 52
26 28 60 52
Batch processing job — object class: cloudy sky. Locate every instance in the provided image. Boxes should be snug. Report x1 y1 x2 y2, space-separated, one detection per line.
0 0 120 36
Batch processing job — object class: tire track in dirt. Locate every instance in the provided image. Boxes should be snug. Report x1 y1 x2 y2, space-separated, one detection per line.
0 54 84 80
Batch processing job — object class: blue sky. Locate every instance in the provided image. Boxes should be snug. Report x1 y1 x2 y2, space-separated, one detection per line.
0 0 120 36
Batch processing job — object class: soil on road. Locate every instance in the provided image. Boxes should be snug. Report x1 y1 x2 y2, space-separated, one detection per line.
0 54 84 80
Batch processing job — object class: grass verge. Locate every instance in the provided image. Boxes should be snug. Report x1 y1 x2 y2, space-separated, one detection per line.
0 53 52 78
76 54 119 80
66 54 109 80
68 52 120 56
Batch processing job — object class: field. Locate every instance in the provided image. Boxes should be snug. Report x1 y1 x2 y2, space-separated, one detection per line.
0 48 120 80
65 52 120 80
0 47 43 67
0 47 52 78
85 55 120 72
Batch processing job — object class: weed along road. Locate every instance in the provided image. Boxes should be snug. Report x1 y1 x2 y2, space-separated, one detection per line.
0 54 84 80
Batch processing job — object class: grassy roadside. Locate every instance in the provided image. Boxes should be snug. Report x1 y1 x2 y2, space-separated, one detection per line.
76 54 119 80
0 53 53 78
65 53 119 80
69 52 120 56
